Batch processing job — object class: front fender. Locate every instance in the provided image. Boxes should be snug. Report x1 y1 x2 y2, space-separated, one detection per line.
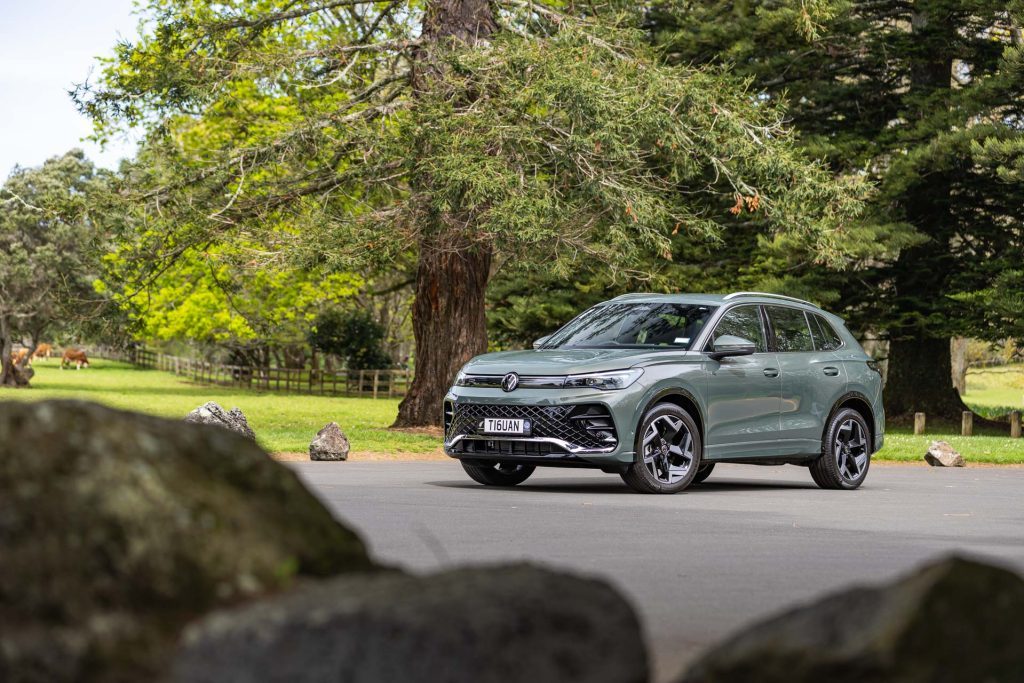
617 365 708 453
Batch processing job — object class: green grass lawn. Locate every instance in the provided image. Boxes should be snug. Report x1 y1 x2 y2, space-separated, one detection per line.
3 358 1022 463
962 364 1024 418
0 359 441 455
882 363 1024 463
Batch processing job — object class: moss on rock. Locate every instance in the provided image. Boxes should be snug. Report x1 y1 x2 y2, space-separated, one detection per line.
0 400 375 682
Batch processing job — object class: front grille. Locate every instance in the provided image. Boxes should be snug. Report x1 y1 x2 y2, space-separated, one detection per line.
445 402 617 453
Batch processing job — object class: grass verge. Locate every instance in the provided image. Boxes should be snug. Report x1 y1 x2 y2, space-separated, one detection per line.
2 358 1021 463
0 359 441 456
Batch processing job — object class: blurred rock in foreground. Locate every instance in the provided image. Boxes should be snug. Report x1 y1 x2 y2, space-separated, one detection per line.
175 563 648 683
0 400 374 683
679 556 1024 683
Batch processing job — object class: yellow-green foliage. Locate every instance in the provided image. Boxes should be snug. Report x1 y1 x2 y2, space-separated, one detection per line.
99 244 363 344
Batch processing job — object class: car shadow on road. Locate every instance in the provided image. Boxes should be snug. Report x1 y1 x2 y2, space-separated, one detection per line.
426 478 818 494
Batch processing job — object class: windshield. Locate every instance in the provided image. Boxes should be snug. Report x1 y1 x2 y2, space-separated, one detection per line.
542 303 717 350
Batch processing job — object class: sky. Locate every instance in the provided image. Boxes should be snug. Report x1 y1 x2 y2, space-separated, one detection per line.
0 0 141 181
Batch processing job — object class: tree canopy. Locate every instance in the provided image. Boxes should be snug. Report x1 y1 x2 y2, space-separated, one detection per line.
0 150 107 387
79 0 868 425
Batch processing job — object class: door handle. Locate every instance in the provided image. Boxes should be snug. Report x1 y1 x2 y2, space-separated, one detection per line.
763 368 779 378
823 366 840 376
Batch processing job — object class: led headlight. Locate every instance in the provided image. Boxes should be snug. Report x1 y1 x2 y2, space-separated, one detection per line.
454 369 469 386
563 368 644 391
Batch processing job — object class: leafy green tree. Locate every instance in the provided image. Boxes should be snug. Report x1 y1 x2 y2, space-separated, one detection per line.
78 0 866 425
0 150 106 387
653 0 1024 418
309 308 392 370
99 242 363 364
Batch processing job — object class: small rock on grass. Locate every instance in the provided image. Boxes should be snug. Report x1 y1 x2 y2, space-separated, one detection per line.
310 422 350 461
184 401 256 440
925 440 965 467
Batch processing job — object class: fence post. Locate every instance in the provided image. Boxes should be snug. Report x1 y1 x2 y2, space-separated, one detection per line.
372 370 380 400
961 411 973 437
1011 411 1022 439
914 412 926 435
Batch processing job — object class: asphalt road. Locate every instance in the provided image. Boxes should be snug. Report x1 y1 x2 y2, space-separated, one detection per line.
292 461 1024 682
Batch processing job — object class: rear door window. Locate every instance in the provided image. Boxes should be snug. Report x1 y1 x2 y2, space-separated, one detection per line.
767 306 815 352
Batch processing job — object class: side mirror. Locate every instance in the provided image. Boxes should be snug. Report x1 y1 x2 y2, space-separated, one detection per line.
532 335 551 350
709 335 756 360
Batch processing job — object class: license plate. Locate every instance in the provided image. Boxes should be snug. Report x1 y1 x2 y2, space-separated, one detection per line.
482 418 529 435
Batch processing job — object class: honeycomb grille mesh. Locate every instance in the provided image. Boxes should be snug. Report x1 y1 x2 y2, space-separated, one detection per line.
447 403 616 452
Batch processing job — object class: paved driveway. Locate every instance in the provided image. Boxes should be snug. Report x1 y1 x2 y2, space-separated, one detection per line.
291 461 1024 682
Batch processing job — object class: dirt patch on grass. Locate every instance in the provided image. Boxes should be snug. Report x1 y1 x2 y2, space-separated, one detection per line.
271 449 447 462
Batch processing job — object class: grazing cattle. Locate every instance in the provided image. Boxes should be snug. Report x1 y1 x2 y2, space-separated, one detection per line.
34 343 53 359
10 348 30 367
61 349 90 370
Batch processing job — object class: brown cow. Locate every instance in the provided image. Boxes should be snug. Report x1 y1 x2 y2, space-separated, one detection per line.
33 343 53 359
61 349 90 370
10 348 29 367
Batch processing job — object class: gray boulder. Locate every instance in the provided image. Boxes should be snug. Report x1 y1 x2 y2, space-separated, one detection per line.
678 556 1024 683
309 421 350 461
174 564 648 683
925 440 966 467
184 401 256 440
0 400 375 683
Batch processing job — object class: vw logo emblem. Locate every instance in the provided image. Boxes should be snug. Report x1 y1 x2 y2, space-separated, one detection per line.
501 372 520 392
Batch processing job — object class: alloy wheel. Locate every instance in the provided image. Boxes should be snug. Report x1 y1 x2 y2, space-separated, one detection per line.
641 415 695 484
834 418 869 483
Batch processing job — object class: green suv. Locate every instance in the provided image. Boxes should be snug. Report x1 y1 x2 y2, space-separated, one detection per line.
444 292 884 494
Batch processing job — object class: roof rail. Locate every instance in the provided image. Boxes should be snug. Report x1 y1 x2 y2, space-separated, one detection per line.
723 291 816 307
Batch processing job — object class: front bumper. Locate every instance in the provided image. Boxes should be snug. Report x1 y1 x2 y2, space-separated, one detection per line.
443 387 637 467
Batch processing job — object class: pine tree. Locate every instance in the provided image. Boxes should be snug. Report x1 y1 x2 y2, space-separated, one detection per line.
652 0 1024 418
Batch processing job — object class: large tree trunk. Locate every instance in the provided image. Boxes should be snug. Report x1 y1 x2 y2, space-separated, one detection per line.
0 334 33 388
881 3 966 420
394 240 492 427
393 0 498 427
884 335 968 418
950 337 968 395
0 333 13 387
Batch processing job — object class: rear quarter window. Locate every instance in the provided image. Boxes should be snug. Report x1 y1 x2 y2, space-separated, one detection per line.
810 314 844 351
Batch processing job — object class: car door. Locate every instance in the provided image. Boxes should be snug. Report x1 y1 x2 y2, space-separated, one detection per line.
703 305 784 459
765 305 847 455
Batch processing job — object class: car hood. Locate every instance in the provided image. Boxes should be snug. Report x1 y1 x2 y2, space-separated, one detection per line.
462 348 702 376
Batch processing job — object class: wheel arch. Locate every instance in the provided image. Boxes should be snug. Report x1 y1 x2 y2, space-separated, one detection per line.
824 391 876 454
640 388 706 448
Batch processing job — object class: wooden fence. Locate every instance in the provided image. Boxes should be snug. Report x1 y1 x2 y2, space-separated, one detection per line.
97 347 413 399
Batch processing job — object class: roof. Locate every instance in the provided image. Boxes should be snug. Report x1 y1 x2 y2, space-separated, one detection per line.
609 291 824 311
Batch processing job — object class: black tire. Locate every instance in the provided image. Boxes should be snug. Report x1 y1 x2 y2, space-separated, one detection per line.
620 403 702 494
810 407 871 490
461 460 535 486
693 462 716 484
